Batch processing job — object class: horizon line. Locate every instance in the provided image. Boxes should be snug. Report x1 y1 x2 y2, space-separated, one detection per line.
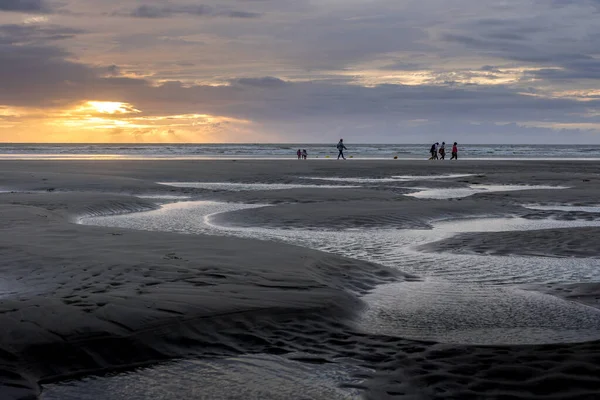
1 142 599 146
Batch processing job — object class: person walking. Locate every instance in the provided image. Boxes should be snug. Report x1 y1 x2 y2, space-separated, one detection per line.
429 142 439 160
451 142 458 160
297 149 302 160
302 149 308 159
439 142 446 160
337 139 347 160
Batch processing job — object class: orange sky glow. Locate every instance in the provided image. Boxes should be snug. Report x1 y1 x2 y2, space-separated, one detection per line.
1 101 257 143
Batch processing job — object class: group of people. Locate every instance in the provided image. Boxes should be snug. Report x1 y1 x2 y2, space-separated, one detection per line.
296 149 308 159
429 142 458 160
296 139 459 160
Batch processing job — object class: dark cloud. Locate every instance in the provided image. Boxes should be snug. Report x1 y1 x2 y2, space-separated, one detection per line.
130 5 178 18
528 57 600 80
442 33 535 55
0 45 95 107
225 10 261 18
442 12 600 81
105 64 120 77
0 0 49 13
0 24 85 44
0 23 94 106
379 61 425 71
480 65 501 72
124 4 261 19
483 32 528 41
470 18 546 35
233 77 288 87
109 79 597 127
542 0 600 9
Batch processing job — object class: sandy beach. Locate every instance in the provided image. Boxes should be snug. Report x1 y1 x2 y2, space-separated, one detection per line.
2 159 600 399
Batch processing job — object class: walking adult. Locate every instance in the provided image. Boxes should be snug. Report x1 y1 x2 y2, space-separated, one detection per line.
439 142 446 160
429 142 439 160
337 139 347 160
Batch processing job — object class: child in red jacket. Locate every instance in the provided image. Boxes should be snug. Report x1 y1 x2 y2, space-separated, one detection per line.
451 142 458 160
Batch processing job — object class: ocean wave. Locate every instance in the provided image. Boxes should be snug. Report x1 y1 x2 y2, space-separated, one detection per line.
2 144 600 159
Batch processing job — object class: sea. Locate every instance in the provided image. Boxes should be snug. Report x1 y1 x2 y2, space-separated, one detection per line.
0 143 599 160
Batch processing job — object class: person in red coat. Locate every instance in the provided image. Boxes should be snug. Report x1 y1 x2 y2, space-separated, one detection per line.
451 142 458 160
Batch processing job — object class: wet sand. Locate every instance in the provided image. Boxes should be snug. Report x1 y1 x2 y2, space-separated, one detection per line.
2 159 600 399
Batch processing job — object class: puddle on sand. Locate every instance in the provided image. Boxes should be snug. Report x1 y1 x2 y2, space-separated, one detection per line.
157 182 359 191
0 278 23 299
355 280 600 345
135 194 192 200
524 204 600 213
41 354 366 400
405 184 567 199
299 174 474 183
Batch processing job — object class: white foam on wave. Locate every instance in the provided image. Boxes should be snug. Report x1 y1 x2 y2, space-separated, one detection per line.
405 184 568 199
157 182 359 191
3 143 600 159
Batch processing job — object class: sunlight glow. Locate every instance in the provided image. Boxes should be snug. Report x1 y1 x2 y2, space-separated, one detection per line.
131 114 252 124
54 117 151 130
29 101 257 142
79 101 141 115
23 16 49 24
0 107 23 117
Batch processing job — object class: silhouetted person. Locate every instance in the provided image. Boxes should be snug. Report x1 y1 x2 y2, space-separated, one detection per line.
297 149 302 159
302 149 307 159
451 142 458 160
439 142 446 160
337 139 347 160
429 142 439 160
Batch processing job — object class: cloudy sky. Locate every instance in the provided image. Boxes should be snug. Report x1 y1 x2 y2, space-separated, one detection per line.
1 0 600 143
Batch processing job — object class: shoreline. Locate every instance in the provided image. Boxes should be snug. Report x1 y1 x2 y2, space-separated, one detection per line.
4 156 600 161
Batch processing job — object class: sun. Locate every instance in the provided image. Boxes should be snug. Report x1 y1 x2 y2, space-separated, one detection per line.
85 101 139 114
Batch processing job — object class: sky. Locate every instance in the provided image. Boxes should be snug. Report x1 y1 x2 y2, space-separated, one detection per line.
1 0 600 143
